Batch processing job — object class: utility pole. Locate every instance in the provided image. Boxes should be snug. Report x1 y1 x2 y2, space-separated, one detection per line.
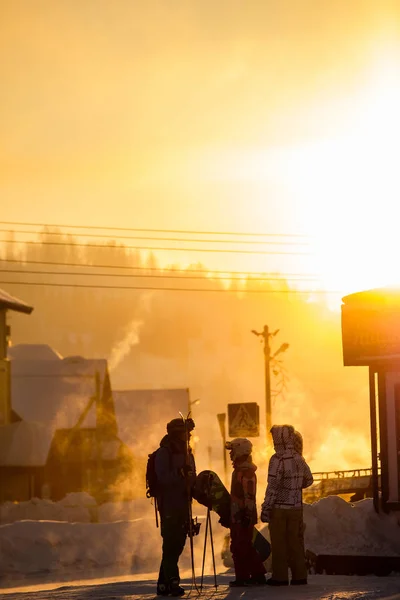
217 413 228 485
252 326 289 444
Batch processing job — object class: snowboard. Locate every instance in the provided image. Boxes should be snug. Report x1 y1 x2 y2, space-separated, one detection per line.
194 470 271 563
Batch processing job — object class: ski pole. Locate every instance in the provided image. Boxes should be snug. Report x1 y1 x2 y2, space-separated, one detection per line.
154 497 159 529
208 509 218 589
179 412 199 594
200 508 210 591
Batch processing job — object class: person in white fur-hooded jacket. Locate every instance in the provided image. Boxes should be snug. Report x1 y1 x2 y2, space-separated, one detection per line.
261 424 313 586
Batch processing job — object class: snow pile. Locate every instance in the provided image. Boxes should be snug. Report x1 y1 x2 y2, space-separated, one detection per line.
98 499 153 522
0 496 399 581
0 512 225 580
0 519 157 578
57 492 96 507
303 497 400 556
0 496 155 525
0 493 97 525
257 497 400 560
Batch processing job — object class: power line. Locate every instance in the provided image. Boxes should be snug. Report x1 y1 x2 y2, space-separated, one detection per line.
0 228 310 247
0 238 312 256
0 221 311 238
0 269 321 283
0 280 338 294
0 258 321 279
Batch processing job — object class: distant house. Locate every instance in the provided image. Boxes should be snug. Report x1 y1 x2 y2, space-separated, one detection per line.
0 344 133 502
9 344 115 433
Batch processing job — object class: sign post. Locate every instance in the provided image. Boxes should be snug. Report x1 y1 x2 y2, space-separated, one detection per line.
228 402 260 438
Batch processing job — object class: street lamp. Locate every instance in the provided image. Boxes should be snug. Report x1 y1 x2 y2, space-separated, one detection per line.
251 326 289 441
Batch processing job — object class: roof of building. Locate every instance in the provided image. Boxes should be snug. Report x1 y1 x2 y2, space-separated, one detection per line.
113 388 189 453
10 345 108 431
342 287 400 307
8 344 63 361
0 288 33 314
0 421 53 466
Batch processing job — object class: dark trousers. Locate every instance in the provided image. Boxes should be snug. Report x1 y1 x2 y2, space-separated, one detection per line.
230 523 266 581
269 507 307 582
158 512 188 585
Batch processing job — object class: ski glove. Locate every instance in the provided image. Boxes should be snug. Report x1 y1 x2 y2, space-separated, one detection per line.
218 515 230 529
260 507 271 523
241 514 251 528
180 465 194 478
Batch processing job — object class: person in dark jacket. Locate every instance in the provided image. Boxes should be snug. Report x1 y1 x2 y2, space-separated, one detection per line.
226 437 267 587
155 418 196 597
261 424 313 586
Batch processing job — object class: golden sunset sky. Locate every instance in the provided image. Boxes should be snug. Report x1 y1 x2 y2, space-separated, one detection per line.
1 1 400 295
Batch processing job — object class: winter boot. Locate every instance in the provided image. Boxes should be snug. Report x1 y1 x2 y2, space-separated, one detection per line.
250 574 267 585
170 578 185 597
229 579 252 587
156 581 170 596
291 578 308 585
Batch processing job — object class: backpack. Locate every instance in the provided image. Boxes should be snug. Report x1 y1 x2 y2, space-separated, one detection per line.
145 446 173 499
145 449 160 499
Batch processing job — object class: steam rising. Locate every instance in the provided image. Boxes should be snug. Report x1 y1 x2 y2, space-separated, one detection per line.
108 319 143 372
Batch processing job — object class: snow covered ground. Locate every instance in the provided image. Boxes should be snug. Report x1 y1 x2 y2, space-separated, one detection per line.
0 512 227 583
1 572 400 600
0 494 399 594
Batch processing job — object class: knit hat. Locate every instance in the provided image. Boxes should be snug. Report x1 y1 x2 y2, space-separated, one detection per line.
167 417 195 435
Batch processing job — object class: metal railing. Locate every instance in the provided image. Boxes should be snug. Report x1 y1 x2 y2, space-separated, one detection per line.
311 467 379 482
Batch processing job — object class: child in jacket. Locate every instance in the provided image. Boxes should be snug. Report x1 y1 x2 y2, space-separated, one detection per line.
225 437 266 587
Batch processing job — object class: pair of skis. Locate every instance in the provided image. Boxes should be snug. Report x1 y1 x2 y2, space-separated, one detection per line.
179 412 217 595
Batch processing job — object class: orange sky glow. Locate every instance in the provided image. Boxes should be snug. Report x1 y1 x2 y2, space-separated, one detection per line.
1 1 400 303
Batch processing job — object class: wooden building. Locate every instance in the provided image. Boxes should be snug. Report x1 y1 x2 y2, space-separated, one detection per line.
0 288 33 426
0 343 133 502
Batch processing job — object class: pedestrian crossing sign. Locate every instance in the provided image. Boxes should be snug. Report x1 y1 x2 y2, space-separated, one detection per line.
228 402 260 437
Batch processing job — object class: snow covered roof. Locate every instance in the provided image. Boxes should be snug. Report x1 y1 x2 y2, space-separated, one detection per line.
113 388 189 453
10 352 108 432
8 344 63 361
342 287 400 307
0 288 33 314
0 421 53 466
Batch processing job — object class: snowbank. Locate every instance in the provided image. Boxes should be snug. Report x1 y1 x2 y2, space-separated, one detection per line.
0 493 97 525
0 496 154 525
98 499 153 523
303 496 400 557
0 496 399 581
257 496 400 558
0 513 225 581
0 519 158 578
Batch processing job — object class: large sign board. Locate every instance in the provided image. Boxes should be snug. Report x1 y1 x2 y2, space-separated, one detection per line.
341 289 400 366
228 402 259 437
